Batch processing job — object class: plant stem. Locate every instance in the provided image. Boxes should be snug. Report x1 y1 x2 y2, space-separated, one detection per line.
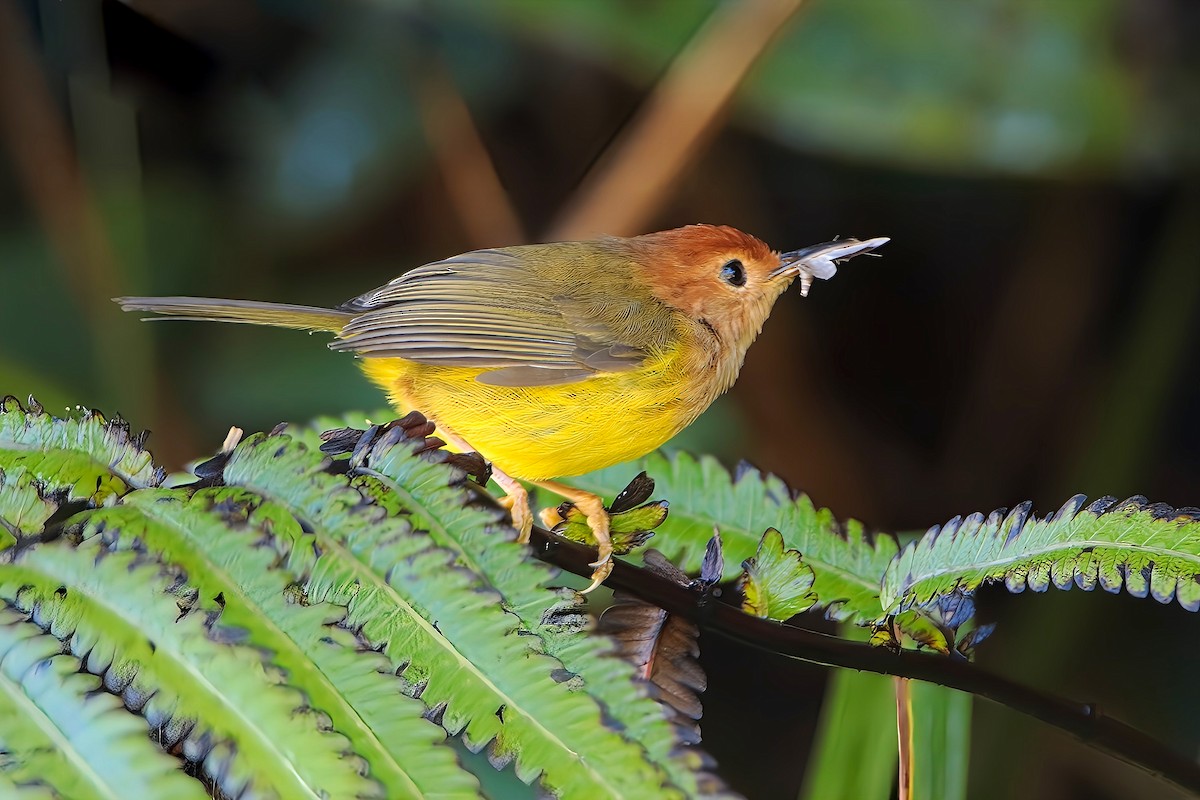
895 677 913 800
527 526 1200 796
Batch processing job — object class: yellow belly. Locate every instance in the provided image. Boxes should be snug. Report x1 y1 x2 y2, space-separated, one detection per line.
359 346 705 480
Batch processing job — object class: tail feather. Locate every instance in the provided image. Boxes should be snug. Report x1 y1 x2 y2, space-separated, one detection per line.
114 296 353 333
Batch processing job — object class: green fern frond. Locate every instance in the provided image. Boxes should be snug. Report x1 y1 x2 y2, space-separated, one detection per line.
0 541 379 799
0 466 57 552
881 495 1200 614
78 487 480 799
222 432 685 799
0 397 163 504
0 770 56 800
0 606 208 800
570 452 897 623
347 425 721 796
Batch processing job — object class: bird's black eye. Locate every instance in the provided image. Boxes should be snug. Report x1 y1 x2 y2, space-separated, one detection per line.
720 259 746 287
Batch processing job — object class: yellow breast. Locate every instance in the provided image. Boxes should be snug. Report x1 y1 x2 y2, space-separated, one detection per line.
358 341 712 480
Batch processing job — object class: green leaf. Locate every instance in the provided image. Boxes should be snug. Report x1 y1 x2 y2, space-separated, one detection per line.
910 681 971 800
333 424 727 797
569 452 897 623
222 432 685 799
739 528 817 621
79 487 480 799
496 2 1143 176
0 541 378 800
0 466 57 552
309 420 731 794
882 495 1200 614
0 772 56 800
0 397 163 504
0 606 208 800
799 628 897 800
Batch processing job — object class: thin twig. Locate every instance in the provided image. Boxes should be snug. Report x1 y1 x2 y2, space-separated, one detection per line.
415 60 526 248
0 2 120 315
0 2 162 442
548 0 805 239
527 525 1200 796
895 676 914 800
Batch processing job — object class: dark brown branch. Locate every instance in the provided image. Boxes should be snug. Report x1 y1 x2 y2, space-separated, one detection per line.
528 527 1200 796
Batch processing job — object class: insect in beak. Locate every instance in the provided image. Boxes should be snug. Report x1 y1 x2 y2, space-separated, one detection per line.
772 237 890 296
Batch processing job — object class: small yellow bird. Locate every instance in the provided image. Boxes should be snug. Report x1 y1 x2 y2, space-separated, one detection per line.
117 225 887 589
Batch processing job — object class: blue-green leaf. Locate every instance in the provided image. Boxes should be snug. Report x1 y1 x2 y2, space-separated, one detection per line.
882 495 1200 615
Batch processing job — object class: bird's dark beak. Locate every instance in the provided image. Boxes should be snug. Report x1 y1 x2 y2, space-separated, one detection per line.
772 237 890 296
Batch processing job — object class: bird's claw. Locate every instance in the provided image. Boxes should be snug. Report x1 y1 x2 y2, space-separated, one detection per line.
588 540 613 569
580 557 614 595
545 489 614 592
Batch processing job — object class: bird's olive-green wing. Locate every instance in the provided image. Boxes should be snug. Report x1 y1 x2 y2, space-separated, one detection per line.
330 249 651 386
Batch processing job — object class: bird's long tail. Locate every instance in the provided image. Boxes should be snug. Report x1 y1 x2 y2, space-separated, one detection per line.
114 296 354 333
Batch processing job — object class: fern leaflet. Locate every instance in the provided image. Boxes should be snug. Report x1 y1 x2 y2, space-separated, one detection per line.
79 487 479 798
0 607 208 800
223 432 685 799
0 466 56 551
0 398 162 503
0 541 377 799
882 495 1200 614
346 424 722 796
570 452 897 623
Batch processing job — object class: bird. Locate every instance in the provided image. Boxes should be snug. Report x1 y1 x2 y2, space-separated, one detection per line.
116 225 888 591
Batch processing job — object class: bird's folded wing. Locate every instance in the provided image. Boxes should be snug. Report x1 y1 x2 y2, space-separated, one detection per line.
330 249 649 386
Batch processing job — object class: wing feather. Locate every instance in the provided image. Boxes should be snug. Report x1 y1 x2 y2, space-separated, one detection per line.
329 248 649 385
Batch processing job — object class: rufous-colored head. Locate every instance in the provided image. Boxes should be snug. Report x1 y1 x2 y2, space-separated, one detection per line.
620 224 888 356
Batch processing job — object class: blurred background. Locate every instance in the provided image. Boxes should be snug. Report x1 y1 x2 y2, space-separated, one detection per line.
1 1 1197 798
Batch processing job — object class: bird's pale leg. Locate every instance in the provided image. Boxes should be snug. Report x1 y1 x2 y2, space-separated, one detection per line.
531 480 614 593
434 428 610 590
437 429 533 542
491 466 533 543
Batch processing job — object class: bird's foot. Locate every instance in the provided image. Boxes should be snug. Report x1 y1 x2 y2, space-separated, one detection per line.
574 504 612 570
581 555 614 595
503 491 534 543
549 491 665 554
575 497 614 594
539 506 565 529
542 472 668 591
